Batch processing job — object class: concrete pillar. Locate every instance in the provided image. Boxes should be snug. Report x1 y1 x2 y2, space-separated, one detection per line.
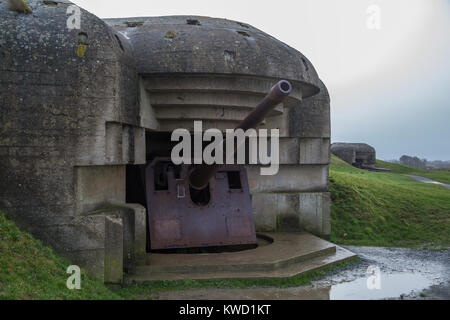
67 203 147 284
104 215 124 284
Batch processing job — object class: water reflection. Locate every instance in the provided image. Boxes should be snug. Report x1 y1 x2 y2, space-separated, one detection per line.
330 273 432 300
158 272 434 300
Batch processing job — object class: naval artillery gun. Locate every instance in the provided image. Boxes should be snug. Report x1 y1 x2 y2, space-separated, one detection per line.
145 80 292 250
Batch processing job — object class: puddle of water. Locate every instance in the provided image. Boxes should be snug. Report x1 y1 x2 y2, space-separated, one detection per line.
159 273 435 300
330 272 432 300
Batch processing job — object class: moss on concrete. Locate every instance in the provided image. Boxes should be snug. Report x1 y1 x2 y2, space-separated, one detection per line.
124 21 144 27
7 0 32 14
164 30 178 39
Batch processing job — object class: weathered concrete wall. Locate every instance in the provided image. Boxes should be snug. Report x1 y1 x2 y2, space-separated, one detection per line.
0 1 148 282
74 166 126 214
249 81 331 238
252 192 331 235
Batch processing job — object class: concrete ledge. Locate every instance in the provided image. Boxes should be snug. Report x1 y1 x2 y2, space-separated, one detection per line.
74 165 126 215
126 233 356 282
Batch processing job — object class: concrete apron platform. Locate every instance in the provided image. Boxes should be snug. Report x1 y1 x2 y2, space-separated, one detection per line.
126 233 357 282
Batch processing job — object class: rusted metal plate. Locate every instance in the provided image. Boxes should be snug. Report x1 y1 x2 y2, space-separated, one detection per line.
146 158 257 250
154 220 182 241
228 216 254 238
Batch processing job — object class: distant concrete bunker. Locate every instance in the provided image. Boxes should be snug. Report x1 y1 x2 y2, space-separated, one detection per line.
331 143 390 172
331 143 376 168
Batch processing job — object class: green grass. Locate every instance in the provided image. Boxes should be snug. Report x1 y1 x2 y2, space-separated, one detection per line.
376 160 450 184
330 156 450 247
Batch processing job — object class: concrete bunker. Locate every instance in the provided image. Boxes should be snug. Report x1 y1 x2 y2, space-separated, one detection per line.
331 143 377 169
330 143 391 172
331 142 377 168
0 1 345 284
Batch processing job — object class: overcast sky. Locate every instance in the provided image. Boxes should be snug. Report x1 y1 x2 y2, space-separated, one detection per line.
72 0 450 160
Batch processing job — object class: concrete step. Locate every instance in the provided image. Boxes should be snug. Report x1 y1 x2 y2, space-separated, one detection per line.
126 233 357 282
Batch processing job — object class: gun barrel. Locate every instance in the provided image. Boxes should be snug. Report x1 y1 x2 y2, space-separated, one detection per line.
189 80 292 190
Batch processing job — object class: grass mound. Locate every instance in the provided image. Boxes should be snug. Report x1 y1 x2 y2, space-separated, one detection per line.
0 211 119 300
330 156 450 247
